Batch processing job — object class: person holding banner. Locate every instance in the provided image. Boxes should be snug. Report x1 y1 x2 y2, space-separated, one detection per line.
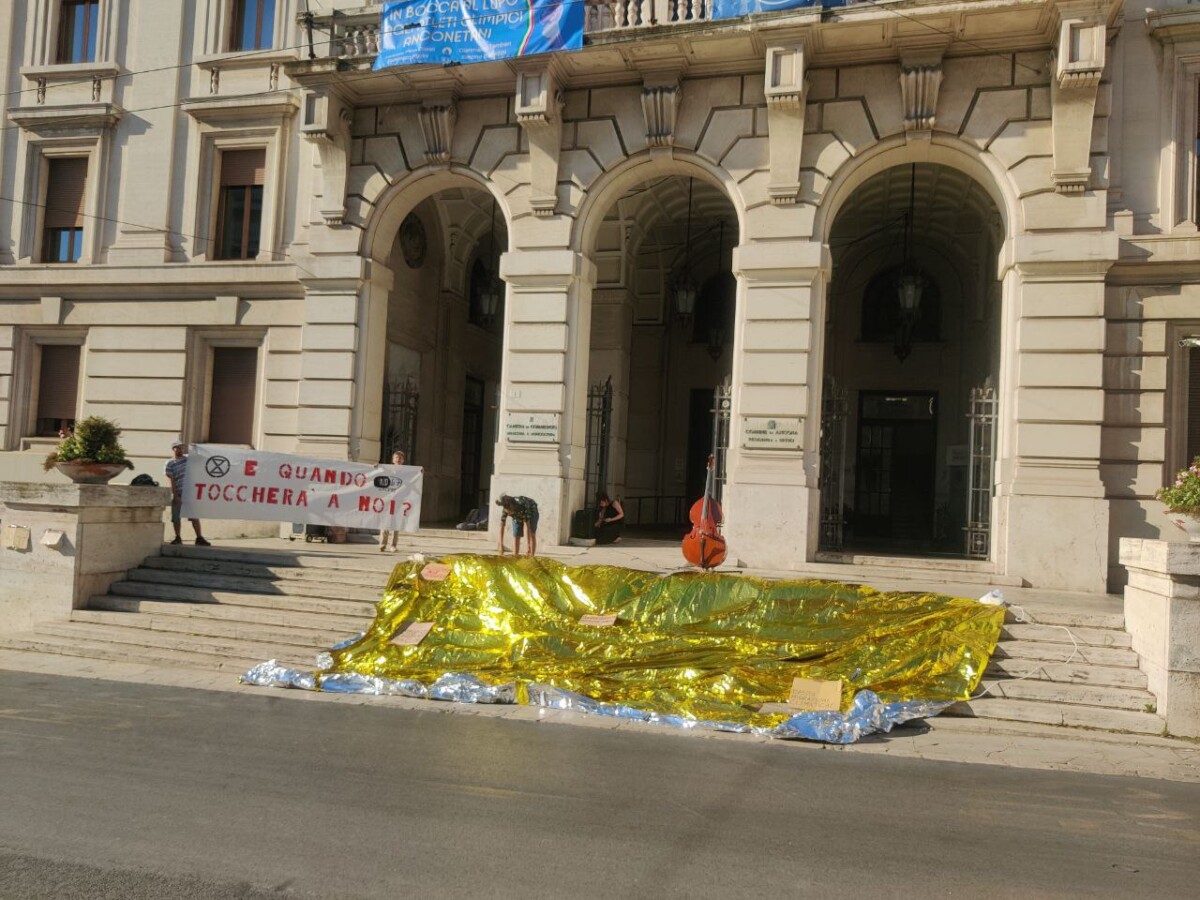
165 439 210 547
379 450 406 552
496 494 539 557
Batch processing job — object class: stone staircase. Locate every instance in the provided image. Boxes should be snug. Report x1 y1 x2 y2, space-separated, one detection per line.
0 534 1167 737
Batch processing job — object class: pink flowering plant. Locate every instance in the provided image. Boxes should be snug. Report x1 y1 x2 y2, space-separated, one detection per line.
1156 457 1200 515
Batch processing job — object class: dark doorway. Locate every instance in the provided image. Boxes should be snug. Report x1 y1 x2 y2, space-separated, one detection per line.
460 376 485 518
853 392 937 551
685 387 716 503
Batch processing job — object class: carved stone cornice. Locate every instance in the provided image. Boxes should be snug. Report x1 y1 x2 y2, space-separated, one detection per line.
419 96 457 165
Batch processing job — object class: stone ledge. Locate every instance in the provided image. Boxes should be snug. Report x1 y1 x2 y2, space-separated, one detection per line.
1120 537 1200 577
0 482 171 511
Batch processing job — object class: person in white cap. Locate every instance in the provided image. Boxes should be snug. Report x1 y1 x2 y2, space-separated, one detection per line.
165 439 210 546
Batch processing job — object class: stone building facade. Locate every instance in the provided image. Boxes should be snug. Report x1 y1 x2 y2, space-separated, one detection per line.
1 0 1198 593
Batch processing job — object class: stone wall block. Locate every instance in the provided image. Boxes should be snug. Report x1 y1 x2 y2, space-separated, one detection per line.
800 132 851 178
697 108 755 167
742 351 807 384
837 63 903 137
720 136 768 181
1020 352 1102 387
575 119 625 172
742 319 810 351
960 89 1029 149
1018 316 1105 351
470 126 521 178
989 118 1051 171
363 136 407 180
673 76 742 150
88 326 187 352
1015 387 1104 423
347 165 389 206
822 100 877 155
937 57 1014 133
739 384 807 418
588 85 649 156
1101 425 1165 462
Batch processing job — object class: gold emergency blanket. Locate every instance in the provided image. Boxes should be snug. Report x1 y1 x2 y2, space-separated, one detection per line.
319 555 1004 730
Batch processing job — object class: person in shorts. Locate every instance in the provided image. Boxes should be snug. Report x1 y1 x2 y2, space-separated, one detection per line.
496 494 539 557
379 450 406 552
164 440 210 546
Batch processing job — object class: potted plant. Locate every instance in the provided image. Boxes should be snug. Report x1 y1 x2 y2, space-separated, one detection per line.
1156 456 1200 543
42 416 135 485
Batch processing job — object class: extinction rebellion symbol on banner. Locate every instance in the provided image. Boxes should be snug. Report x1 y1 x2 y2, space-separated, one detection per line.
205 456 231 478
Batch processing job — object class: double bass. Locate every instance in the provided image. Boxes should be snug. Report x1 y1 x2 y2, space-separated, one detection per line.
682 454 726 569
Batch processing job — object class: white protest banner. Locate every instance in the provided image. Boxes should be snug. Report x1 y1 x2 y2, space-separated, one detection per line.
179 445 422 531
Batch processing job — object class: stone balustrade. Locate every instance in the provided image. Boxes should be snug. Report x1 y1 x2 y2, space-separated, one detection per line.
305 1 712 63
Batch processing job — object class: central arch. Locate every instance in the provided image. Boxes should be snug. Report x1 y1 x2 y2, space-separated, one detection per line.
815 146 1010 562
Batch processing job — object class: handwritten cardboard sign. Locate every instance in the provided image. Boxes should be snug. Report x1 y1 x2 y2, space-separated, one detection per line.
579 614 618 627
390 621 434 646
787 677 843 712
420 563 451 581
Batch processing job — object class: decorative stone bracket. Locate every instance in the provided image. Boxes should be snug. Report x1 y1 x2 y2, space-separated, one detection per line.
300 88 353 226
1050 1 1108 194
642 79 680 149
419 95 457 165
515 67 564 217
899 65 942 133
764 44 807 205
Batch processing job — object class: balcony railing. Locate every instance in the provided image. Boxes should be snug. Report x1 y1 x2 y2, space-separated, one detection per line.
308 1 711 63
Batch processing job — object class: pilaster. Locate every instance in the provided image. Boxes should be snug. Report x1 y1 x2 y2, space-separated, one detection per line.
723 239 829 568
492 249 594 545
999 230 1118 592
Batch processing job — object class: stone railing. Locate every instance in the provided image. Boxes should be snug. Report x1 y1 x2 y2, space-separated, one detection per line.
304 1 711 62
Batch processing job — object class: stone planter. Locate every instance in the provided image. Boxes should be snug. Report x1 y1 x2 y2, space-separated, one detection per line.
54 461 130 485
1167 512 1200 544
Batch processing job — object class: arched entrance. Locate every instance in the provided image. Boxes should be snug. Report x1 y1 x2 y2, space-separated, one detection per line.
378 187 506 523
585 174 738 532
820 162 1003 559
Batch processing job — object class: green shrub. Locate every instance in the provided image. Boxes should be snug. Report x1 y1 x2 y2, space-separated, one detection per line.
42 416 134 471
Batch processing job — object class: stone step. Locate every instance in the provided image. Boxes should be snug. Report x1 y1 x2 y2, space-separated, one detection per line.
162 545 405 573
31 620 315 669
71 609 359 651
107 580 378 619
126 567 383 602
0 630 263 674
1003 608 1125 630
985 657 1148 689
141 554 388 587
1001 622 1132 648
993 640 1140 668
89 595 370 634
945 697 1166 736
975 678 1155 712
809 552 1025 586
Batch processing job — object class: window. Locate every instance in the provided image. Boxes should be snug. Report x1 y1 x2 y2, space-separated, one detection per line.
34 344 81 437
57 0 99 64
42 157 87 263
215 149 265 261
207 346 258 445
230 0 276 52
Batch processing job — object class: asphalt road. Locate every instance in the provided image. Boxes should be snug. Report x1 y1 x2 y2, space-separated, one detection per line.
1 671 1198 899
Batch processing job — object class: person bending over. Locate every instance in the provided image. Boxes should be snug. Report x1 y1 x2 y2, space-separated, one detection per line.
594 491 625 545
497 494 539 557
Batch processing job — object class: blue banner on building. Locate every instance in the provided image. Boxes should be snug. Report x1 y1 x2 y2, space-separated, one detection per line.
373 0 584 70
711 0 836 21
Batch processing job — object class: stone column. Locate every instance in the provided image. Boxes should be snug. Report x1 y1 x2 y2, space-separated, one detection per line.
999 231 1117 592
723 240 828 568
0 483 171 634
491 249 593 545
1120 538 1200 738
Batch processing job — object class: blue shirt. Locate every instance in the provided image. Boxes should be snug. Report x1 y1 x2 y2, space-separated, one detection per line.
164 455 188 496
